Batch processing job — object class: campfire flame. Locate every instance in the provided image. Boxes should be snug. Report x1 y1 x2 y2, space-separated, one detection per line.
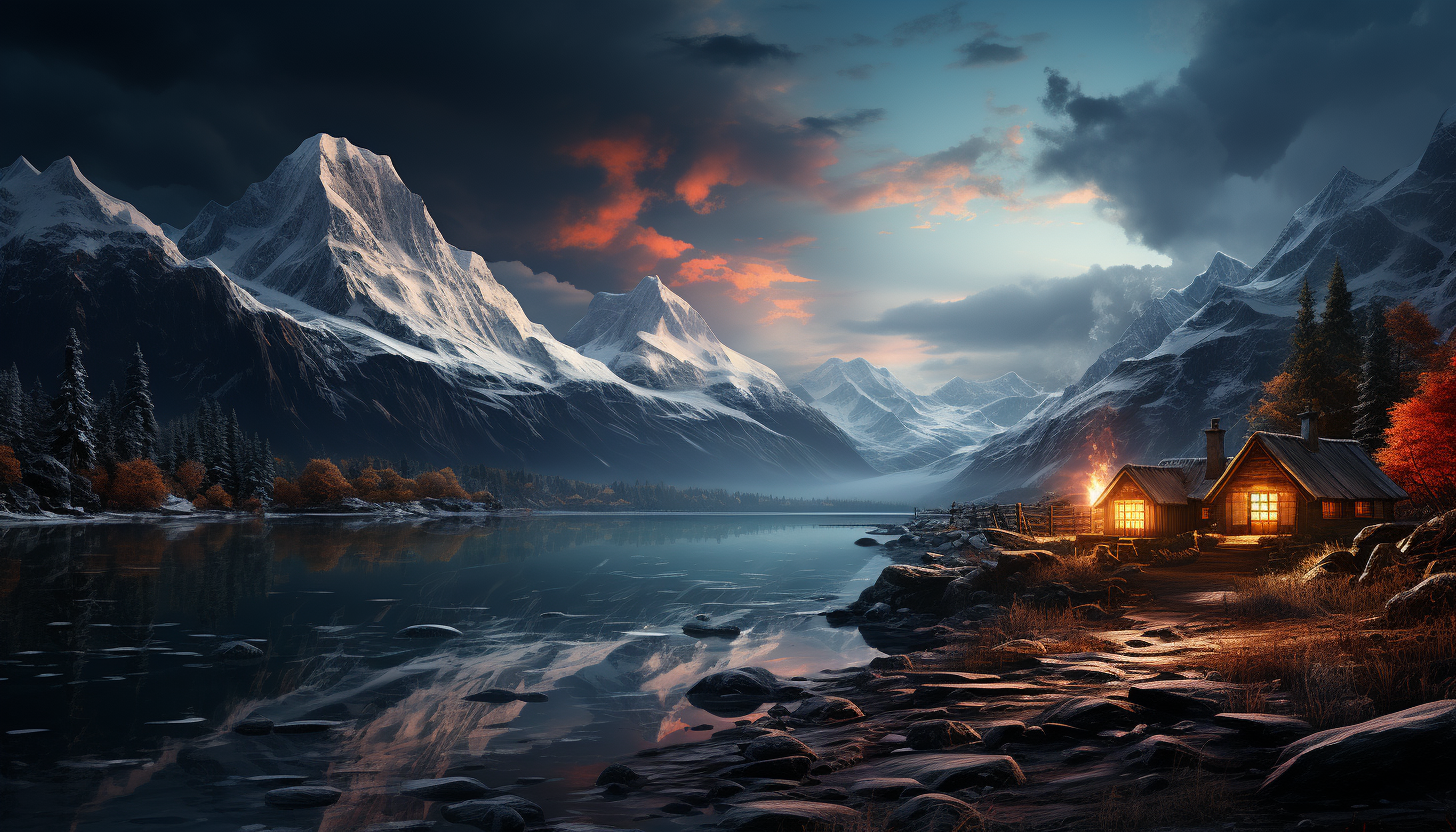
1084 408 1117 505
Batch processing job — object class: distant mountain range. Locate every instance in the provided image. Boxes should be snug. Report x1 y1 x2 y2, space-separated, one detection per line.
790 358 1046 472
946 104 1456 501
0 135 871 488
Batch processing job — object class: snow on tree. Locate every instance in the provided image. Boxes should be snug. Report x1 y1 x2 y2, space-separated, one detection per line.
0 364 24 450
49 329 97 472
118 344 159 461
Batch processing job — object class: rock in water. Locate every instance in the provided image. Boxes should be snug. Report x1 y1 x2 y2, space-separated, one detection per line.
686 667 804 716
264 785 343 808
719 800 863 832
213 640 264 662
716 756 813 782
1034 696 1140 730
885 793 979 832
401 776 497 800
272 720 339 734
682 623 741 639
1385 572 1456 624
864 753 1025 791
234 716 273 735
595 763 640 787
439 803 524 832
396 624 463 639
464 689 520 703
443 796 544 827
854 538 880 546
1260 700 1456 799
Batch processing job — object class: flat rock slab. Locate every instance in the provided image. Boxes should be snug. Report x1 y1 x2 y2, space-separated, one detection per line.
1055 663 1127 682
1034 696 1141 730
886 793 978 832
912 683 1048 703
1128 680 1242 715
1213 712 1313 740
897 671 1003 684
848 777 925 799
860 753 1026 791
717 755 813 782
443 796 544 826
744 735 818 762
719 800 863 832
264 785 342 808
1260 700 1456 800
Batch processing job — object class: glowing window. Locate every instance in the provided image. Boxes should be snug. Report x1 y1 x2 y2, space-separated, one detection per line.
1113 500 1146 533
1355 501 1373 518
1251 493 1279 524
1322 500 1343 519
1201 506 1211 520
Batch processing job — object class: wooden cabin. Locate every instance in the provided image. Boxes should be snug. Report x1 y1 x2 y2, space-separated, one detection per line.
1091 413 1406 538
1201 412 1407 537
1092 418 1226 538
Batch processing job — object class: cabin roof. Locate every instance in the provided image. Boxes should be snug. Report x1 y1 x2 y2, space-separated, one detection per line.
1098 464 1200 506
1158 457 1213 500
1205 432 1408 502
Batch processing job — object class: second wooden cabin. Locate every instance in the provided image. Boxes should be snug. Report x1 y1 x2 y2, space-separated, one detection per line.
1092 412 1406 538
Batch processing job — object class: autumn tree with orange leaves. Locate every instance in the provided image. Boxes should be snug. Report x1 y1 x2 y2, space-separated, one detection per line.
109 459 169 510
296 459 355 505
0 445 20 487
1377 352 1456 511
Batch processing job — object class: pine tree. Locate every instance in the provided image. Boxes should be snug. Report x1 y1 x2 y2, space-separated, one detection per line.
1250 278 1321 432
50 329 97 472
224 410 243 495
0 364 24 449
1317 259 1361 434
27 378 49 455
258 437 275 498
94 383 119 469
119 344 160 461
1354 301 1398 452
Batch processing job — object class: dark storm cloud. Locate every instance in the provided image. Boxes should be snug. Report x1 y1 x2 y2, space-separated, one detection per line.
0 1 824 292
954 37 1024 67
1034 0 1456 256
848 263 1173 351
669 33 800 65
799 109 886 137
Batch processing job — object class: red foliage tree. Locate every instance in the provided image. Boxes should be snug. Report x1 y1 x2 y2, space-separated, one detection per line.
296 459 354 506
374 468 417 502
175 460 206 498
1386 301 1449 397
0 445 21 487
193 483 235 510
110 459 169 510
1377 353 1456 511
272 476 304 507
415 467 469 499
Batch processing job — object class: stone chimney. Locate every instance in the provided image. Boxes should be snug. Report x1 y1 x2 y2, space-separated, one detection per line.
1300 409 1320 452
1205 418 1226 480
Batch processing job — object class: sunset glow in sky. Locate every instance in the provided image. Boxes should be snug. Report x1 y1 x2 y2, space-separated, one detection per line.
4 0 1455 389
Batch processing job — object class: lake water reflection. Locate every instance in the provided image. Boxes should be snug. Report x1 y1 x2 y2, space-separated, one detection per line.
0 513 902 831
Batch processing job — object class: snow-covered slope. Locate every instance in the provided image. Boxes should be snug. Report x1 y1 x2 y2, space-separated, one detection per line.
794 358 1046 473
0 139 873 487
948 105 1456 501
564 275 785 393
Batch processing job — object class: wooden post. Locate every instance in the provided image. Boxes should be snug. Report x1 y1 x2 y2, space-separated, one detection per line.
1049 505 1055 536
1016 503 1025 534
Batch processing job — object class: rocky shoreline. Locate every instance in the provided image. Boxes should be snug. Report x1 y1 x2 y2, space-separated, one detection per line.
531 510 1456 832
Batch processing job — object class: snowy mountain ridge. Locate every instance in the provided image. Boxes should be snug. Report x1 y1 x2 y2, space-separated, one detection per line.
794 357 1047 473
0 139 873 487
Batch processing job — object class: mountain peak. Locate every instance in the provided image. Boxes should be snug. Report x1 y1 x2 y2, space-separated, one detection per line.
0 153 178 260
176 134 542 358
2 156 40 183
564 275 785 393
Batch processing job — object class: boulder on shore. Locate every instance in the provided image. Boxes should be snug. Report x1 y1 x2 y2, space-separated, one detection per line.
1398 509 1456 562
264 785 342 808
718 800 862 832
792 696 864 724
885 793 979 832
686 667 806 716
1260 700 1456 800
1385 572 1456 624
1352 522 1420 566
905 719 978 750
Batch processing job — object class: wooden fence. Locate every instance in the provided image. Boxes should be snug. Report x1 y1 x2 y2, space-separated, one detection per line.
931 502 1104 536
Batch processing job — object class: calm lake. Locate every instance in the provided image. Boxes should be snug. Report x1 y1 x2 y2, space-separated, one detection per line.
0 513 905 831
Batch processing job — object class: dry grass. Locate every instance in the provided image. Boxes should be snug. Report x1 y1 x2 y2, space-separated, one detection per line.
949 600 1119 671
1206 619 1456 729
1224 545 1406 619
1096 768 1234 832
1026 550 1105 591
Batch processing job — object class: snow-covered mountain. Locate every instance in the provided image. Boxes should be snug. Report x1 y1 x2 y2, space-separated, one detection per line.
948 105 1456 501
0 136 872 487
794 358 1046 472
564 275 785 393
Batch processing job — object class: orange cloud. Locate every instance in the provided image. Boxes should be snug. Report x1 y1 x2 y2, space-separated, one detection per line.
760 234 816 255
550 134 692 267
676 147 747 213
761 297 813 323
674 254 815 301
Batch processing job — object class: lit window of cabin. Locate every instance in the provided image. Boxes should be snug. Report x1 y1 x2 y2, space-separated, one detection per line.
1322 500 1343 519
1201 506 1211 520
1354 501 1373 518
1113 500 1145 533
1250 492 1279 533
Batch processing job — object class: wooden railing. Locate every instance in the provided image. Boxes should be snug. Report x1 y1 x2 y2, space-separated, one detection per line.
937 502 1104 536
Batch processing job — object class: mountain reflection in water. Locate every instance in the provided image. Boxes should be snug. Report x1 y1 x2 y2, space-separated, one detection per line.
0 514 898 831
